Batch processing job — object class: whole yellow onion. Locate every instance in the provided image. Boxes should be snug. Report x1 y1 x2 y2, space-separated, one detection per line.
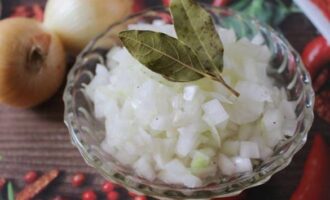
0 18 66 108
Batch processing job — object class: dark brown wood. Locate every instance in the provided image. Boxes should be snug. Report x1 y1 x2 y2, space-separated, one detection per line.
0 0 329 199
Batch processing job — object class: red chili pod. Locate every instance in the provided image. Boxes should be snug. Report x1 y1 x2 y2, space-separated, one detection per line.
302 36 330 79
290 134 330 200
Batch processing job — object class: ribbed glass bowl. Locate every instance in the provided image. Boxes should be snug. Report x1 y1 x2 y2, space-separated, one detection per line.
63 6 314 199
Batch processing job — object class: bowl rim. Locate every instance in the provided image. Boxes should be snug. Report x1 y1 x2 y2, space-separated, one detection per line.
63 6 315 199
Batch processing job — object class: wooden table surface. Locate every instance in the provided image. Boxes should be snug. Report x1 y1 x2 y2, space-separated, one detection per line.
0 0 329 199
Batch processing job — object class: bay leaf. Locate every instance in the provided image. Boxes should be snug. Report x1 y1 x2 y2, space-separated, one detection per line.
119 30 208 82
170 0 224 74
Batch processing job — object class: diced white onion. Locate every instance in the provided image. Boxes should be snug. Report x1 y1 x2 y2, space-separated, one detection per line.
85 22 297 187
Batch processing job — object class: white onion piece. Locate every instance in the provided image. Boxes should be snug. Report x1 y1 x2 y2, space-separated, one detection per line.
176 124 201 157
232 157 253 173
202 99 229 126
239 141 260 159
218 154 235 176
183 85 199 101
159 159 202 188
133 156 156 181
262 108 283 133
235 81 272 102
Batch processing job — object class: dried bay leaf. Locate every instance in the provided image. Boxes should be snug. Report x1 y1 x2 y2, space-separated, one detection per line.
119 30 208 82
170 0 224 73
119 0 239 96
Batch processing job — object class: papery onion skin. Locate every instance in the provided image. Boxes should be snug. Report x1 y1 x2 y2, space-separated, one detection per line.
0 18 66 108
44 0 134 53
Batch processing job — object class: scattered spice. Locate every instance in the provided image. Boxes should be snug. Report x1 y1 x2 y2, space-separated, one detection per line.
102 181 116 193
128 191 138 197
53 196 69 200
71 172 86 187
24 170 38 184
82 189 97 200
16 169 59 200
134 195 147 200
107 191 119 200
0 178 6 191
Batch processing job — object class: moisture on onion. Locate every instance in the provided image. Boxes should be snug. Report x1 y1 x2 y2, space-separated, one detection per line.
0 18 66 108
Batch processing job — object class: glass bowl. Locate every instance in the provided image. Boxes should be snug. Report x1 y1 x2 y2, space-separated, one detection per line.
63 6 314 199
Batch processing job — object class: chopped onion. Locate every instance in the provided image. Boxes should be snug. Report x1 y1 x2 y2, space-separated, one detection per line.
85 22 298 187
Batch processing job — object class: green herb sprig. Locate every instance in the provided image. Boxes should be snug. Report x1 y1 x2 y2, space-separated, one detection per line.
119 0 239 97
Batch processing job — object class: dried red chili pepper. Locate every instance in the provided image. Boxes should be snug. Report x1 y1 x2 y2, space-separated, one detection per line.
290 134 330 200
16 169 60 200
212 0 232 7
302 36 330 79
315 90 330 124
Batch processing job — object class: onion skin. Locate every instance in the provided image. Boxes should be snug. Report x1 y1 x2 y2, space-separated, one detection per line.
44 0 134 53
0 18 66 108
